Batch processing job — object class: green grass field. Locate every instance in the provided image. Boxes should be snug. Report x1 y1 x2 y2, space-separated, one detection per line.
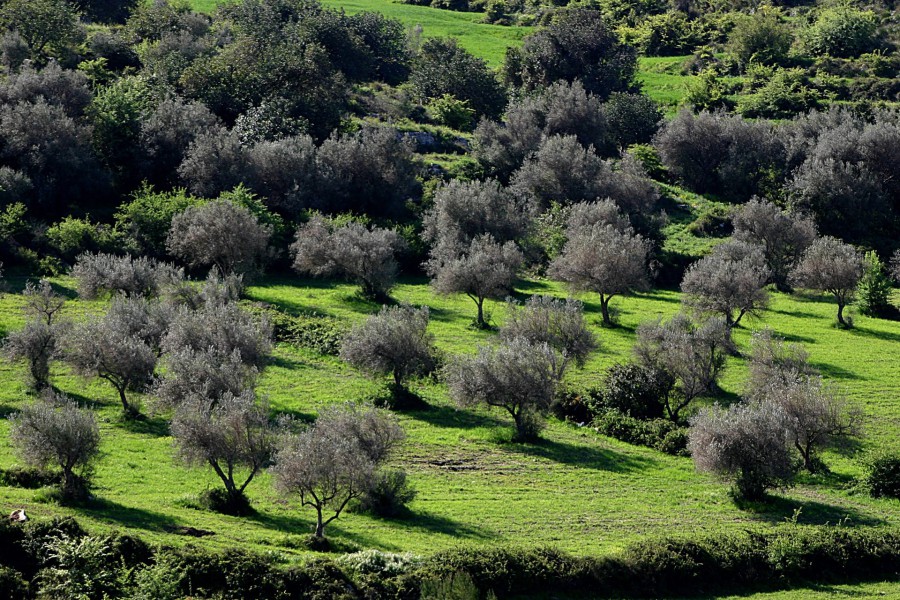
1 272 899 564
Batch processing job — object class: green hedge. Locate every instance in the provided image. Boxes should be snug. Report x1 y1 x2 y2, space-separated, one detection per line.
2 517 900 598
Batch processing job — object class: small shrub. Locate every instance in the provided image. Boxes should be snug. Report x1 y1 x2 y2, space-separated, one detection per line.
337 549 424 577
0 566 28 599
864 451 900 499
198 488 254 516
354 468 417 517
0 466 60 489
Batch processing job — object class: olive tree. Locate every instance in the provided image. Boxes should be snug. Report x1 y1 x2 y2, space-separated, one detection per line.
759 377 862 473
23 279 66 325
271 403 405 539
171 390 276 514
4 320 62 389
634 315 733 422
790 236 864 327
291 216 404 301
167 199 273 277
426 234 523 328
9 390 100 500
5 280 68 388
681 240 770 333
154 347 258 410
65 322 156 418
549 222 650 326
71 252 181 299
499 295 597 378
446 337 561 441
732 198 817 291
422 178 533 254
162 302 272 369
340 305 435 401
688 401 794 501
745 328 817 402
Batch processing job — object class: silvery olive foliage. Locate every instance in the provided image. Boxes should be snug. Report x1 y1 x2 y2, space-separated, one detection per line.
162 301 272 369
426 234 523 328
732 198 817 291
634 314 733 422
688 400 795 500
9 390 100 499
4 280 68 388
681 239 770 331
340 304 435 390
272 403 405 538
549 214 651 326
171 390 277 509
71 252 182 299
167 199 273 277
446 337 562 441
790 236 864 327
499 295 597 376
291 216 404 301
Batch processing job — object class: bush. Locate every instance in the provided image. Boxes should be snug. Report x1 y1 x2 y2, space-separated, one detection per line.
738 68 821 120
337 549 423 577
592 410 689 456
0 466 60 489
864 451 900 499
802 6 879 59
0 566 28 599
244 305 346 355
354 468 418 517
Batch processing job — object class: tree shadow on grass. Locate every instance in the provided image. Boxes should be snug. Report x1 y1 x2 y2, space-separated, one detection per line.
0 404 16 418
62 389 111 412
736 495 884 527
777 331 817 344
117 414 170 437
767 307 822 319
405 404 508 430
394 510 496 541
502 437 658 473
268 354 313 370
79 497 183 533
810 362 863 381
849 326 900 344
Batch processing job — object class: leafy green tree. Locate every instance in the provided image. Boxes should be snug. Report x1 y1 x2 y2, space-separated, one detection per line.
857 250 893 317
727 7 793 68
802 5 879 58
504 8 637 100
411 38 506 119
0 0 81 59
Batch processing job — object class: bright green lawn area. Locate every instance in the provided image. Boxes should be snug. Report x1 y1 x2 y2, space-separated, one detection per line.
1 274 900 565
716 579 900 599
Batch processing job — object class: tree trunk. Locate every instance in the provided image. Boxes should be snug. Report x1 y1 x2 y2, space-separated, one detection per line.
837 301 847 327
116 385 137 418
599 294 612 326
476 297 485 328
315 507 326 538
393 369 402 387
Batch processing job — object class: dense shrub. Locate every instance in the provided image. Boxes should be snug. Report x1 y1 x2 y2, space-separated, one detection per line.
353 468 418 517
802 6 880 59
593 410 689 455
504 8 638 100
71 252 180 299
863 452 900 499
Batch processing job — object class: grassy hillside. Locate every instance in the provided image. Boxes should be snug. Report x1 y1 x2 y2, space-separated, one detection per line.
1 273 899 562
